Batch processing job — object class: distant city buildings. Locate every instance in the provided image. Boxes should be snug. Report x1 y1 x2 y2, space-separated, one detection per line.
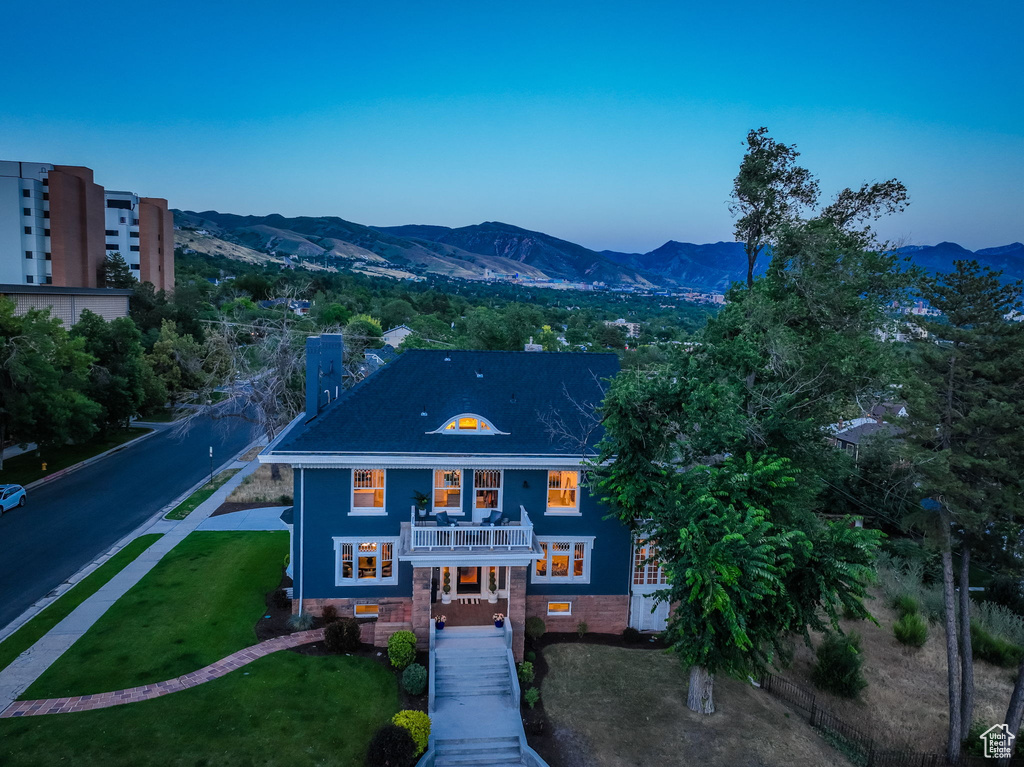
604 318 641 338
0 161 173 296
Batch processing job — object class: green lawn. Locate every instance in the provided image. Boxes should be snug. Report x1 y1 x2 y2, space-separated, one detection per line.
0 534 162 674
0 428 152 487
25 531 288 698
0 652 399 767
135 407 177 423
164 468 241 520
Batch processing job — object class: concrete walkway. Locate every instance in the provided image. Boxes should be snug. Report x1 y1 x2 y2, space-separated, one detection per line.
196 506 290 531
0 629 323 718
0 447 265 714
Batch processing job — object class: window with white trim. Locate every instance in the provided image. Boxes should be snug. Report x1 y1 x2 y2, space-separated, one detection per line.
354 604 379 617
335 537 398 585
427 413 507 434
474 469 502 511
633 541 668 586
546 470 580 514
533 537 594 584
351 469 385 514
433 469 462 513
547 602 572 616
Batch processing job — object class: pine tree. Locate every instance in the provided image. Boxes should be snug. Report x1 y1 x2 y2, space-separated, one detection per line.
100 252 137 288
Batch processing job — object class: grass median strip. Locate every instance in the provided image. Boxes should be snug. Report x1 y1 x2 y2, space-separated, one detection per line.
164 469 241 520
0 534 162 674
0 427 152 487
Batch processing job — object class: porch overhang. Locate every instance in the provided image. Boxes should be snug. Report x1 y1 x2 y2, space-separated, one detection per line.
396 522 543 567
258 452 598 469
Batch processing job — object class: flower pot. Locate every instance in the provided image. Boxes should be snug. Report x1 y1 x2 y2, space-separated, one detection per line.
487 591 498 604
417 507 428 519
441 591 451 605
435 621 445 630
494 620 504 628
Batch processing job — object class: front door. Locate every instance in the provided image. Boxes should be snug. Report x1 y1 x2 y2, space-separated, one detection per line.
472 470 502 524
630 591 669 632
456 566 481 594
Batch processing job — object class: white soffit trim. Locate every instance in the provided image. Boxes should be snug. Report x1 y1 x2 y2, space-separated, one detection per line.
261 453 597 469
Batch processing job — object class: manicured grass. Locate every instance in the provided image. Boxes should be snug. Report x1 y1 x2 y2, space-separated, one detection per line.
164 468 240 520
135 407 177 423
0 534 162 674
24 531 288 698
0 652 399 767
0 428 152 487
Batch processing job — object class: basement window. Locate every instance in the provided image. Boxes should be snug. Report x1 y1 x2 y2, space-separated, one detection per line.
353 604 379 618
547 602 572 616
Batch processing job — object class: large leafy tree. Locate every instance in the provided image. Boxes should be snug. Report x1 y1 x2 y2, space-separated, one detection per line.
903 261 1024 761
0 300 100 468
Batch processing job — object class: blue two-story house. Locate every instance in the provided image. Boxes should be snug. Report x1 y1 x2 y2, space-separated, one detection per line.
259 335 668 659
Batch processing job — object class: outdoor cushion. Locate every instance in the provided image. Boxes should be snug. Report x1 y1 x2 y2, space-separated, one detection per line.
486 509 503 525
435 511 452 526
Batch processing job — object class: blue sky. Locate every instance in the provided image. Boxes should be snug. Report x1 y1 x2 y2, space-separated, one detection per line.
2 0 1021 252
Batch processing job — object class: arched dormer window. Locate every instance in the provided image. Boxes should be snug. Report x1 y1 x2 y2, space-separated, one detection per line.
428 413 508 435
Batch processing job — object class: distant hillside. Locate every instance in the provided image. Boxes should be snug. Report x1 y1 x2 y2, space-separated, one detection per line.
895 241 1024 281
601 241 769 293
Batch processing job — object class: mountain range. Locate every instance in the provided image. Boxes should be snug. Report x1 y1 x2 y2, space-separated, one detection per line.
173 210 1023 292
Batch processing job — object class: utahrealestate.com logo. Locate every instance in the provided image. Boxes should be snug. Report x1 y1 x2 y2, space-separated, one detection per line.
980 724 1015 759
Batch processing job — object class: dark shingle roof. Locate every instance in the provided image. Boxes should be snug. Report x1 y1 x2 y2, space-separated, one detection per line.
275 349 619 456
834 421 903 445
366 345 399 364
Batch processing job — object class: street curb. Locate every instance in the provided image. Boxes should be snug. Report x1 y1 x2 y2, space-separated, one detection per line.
22 427 163 492
0 435 266 646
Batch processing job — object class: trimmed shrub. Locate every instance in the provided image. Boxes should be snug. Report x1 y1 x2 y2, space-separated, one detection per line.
392 710 431 756
517 661 535 685
893 594 920 618
388 630 418 670
576 621 589 639
894 613 928 647
524 650 537 663
324 617 362 653
622 627 642 644
811 632 867 698
524 686 541 709
272 589 291 610
402 663 427 696
525 616 546 643
321 604 339 623
366 722 417 767
971 621 1024 668
287 612 314 631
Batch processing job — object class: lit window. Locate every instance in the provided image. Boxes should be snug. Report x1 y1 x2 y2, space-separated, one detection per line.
459 417 478 430
474 470 501 510
354 604 379 618
633 541 668 586
430 413 506 435
433 469 462 513
352 469 385 513
547 602 572 616
547 471 580 514
533 537 594 584
335 538 397 585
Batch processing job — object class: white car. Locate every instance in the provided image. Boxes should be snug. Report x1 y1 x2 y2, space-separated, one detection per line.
0 484 26 513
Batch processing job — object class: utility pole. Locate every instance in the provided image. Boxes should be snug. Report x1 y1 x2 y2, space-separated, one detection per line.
209 446 214 486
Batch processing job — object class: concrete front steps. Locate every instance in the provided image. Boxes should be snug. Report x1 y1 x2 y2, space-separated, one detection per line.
433 736 522 767
434 627 511 700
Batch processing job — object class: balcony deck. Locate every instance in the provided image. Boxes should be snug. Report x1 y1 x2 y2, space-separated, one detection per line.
397 506 541 564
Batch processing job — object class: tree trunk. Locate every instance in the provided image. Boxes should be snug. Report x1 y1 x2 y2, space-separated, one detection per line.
959 542 975 735
940 516 963 763
1003 661 1024 761
688 666 715 714
270 463 281 481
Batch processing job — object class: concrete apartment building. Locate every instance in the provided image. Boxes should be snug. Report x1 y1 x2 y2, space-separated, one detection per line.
0 161 174 301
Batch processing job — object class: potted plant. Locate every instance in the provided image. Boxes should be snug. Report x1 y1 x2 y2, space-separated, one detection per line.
441 569 452 605
493 613 505 629
412 491 429 519
487 569 499 604
435 615 446 630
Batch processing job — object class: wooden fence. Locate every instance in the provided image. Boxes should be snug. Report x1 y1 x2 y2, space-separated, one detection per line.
761 672 1024 767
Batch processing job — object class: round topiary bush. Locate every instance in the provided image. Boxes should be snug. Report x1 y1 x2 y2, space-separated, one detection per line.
811 632 867 698
622 627 642 644
392 710 431 756
365 723 417 767
525 616 546 643
388 630 418 670
324 617 362 653
402 663 427 696
894 612 928 647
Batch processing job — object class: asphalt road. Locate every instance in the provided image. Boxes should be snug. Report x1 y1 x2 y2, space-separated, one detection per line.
0 410 257 630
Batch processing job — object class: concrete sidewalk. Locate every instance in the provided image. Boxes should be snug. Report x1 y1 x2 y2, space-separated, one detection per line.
0 446 266 713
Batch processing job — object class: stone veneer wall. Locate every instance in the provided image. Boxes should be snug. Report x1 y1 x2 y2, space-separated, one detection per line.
525 594 629 635
508 567 527 660
295 597 413 648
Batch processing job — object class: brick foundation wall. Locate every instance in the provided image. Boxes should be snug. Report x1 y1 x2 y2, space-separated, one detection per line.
508 567 527 660
411 568 433 646
295 597 414 648
526 594 629 635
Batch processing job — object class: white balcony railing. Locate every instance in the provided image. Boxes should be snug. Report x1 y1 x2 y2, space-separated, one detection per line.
409 506 534 550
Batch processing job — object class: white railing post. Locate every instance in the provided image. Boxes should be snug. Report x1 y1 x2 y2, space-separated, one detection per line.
409 506 534 551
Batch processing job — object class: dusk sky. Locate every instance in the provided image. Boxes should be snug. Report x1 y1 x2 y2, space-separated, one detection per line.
3 0 1021 253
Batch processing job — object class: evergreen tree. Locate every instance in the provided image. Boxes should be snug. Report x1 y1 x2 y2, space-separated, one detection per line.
100 252 137 288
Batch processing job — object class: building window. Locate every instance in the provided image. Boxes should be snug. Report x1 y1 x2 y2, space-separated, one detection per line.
25 251 32 259
105 229 118 236
533 537 594 584
24 226 31 235
351 469 385 514
42 178 48 185
129 231 139 238
42 193 48 201
130 263 140 270
22 189 29 198
107 199 132 210
433 469 462 513
23 207 31 216
107 244 119 251
334 538 398 586
633 541 668 586
474 470 501 511
547 471 580 514
354 604 379 617
25 276 33 284
44 276 52 285
547 602 572 616
44 252 51 260
43 229 50 237
129 245 140 252
43 211 49 219
132 218 139 225
120 217 127 224
429 413 506 434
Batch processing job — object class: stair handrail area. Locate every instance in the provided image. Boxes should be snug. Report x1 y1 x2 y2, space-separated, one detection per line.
428 621 437 712
503 620 520 707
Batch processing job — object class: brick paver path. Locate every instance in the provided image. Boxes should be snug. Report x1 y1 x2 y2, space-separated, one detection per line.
0 628 324 718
